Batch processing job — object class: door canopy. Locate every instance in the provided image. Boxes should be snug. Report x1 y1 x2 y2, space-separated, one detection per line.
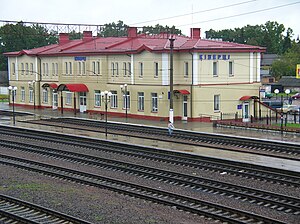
57 84 89 92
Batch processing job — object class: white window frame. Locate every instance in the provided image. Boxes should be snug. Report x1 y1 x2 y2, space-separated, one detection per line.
139 62 143 77
65 62 68 74
42 88 48 103
214 94 220 111
123 62 127 77
128 62 131 76
21 87 25 102
94 90 101 107
69 62 72 75
122 91 130 109
229 61 234 77
110 91 118 108
154 62 159 78
138 92 144 111
151 93 158 112
213 61 218 77
66 92 72 105
29 89 33 102
184 62 188 77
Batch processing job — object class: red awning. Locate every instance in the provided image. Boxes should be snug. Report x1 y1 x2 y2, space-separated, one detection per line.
239 95 258 101
57 84 89 92
175 90 190 95
42 83 58 89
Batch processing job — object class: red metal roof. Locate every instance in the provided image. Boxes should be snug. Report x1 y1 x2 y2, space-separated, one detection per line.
3 28 266 57
175 90 190 95
42 83 58 89
57 84 89 92
239 96 258 101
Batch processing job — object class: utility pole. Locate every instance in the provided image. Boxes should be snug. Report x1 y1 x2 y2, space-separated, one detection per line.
169 36 175 123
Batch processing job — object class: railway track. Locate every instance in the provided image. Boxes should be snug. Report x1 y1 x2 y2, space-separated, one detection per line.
0 154 288 224
1 138 299 215
0 125 299 188
22 117 300 160
0 194 91 223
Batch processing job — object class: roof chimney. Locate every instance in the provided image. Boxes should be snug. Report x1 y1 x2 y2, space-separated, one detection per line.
190 28 201 39
83 31 93 41
59 33 70 45
128 27 137 38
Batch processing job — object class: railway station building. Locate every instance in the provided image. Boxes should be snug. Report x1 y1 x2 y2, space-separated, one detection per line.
4 27 266 122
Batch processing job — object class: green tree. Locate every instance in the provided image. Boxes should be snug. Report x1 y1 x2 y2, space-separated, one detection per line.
0 22 57 70
99 20 128 37
271 42 300 79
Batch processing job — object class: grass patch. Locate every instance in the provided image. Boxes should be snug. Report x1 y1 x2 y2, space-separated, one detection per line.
274 123 300 128
0 94 9 102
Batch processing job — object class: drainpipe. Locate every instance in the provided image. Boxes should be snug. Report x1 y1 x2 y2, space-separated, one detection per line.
189 52 194 120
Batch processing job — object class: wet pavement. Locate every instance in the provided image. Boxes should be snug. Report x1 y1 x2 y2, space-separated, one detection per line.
1 102 299 172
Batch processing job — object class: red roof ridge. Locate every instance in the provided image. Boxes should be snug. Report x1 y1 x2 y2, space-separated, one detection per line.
60 39 95 52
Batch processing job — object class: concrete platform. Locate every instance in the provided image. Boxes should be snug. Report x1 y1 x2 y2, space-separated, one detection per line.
1 102 299 172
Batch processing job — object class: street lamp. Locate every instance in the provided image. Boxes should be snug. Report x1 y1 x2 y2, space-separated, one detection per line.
120 84 128 121
8 86 17 126
100 90 112 138
28 80 36 109
285 89 290 101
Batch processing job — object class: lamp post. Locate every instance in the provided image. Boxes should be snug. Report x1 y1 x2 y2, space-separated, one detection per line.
120 84 128 121
101 90 112 138
28 80 36 109
274 89 279 100
8 86 17 126
285 89 290 101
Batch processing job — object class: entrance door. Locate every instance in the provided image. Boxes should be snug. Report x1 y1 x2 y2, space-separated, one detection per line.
182 95 188 121
79 92 87 113
242 102 250 122
52 92 58 110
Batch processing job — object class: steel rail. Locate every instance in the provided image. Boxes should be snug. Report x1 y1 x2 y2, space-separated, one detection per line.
0 194 92 223
1 139 299 214
0 125 299 187
0 154 287 224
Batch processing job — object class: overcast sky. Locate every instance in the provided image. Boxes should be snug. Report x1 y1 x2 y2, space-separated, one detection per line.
1 0 299 39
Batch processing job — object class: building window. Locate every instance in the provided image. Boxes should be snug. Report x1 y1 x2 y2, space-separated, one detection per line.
128 62 131 76
21 87 25 102
151 93 158 112
229 61 234 76
123 62 127 76
139 62 143 77
94 90 101 107
21 63 24 75
138 92 144 111
52 63 55 75
25 63 29 75
97 61 100 75
66 92 72 105
154 62 159 77
78 62 82 75
213 61 218 76
29 89 33 102
82 62 85 75
115 62 119 76
30 63 34 74
110 90 118 108
184 62 188 77
42 63 45 76
65 62 68 74
111 63 115 76
214 95 220 111
69 62 72 75
122 91 130 109
12 63 16 75
92 61 96 74
43 89 48 103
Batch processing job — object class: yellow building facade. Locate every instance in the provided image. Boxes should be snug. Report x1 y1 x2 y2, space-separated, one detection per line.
5 28 265 121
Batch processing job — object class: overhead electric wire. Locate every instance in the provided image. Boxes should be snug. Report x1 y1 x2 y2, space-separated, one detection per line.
178 1 300 27
130 0 258 26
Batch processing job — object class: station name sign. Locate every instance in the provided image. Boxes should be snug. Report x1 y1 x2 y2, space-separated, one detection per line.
74 56 86 61
199 54 230 60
